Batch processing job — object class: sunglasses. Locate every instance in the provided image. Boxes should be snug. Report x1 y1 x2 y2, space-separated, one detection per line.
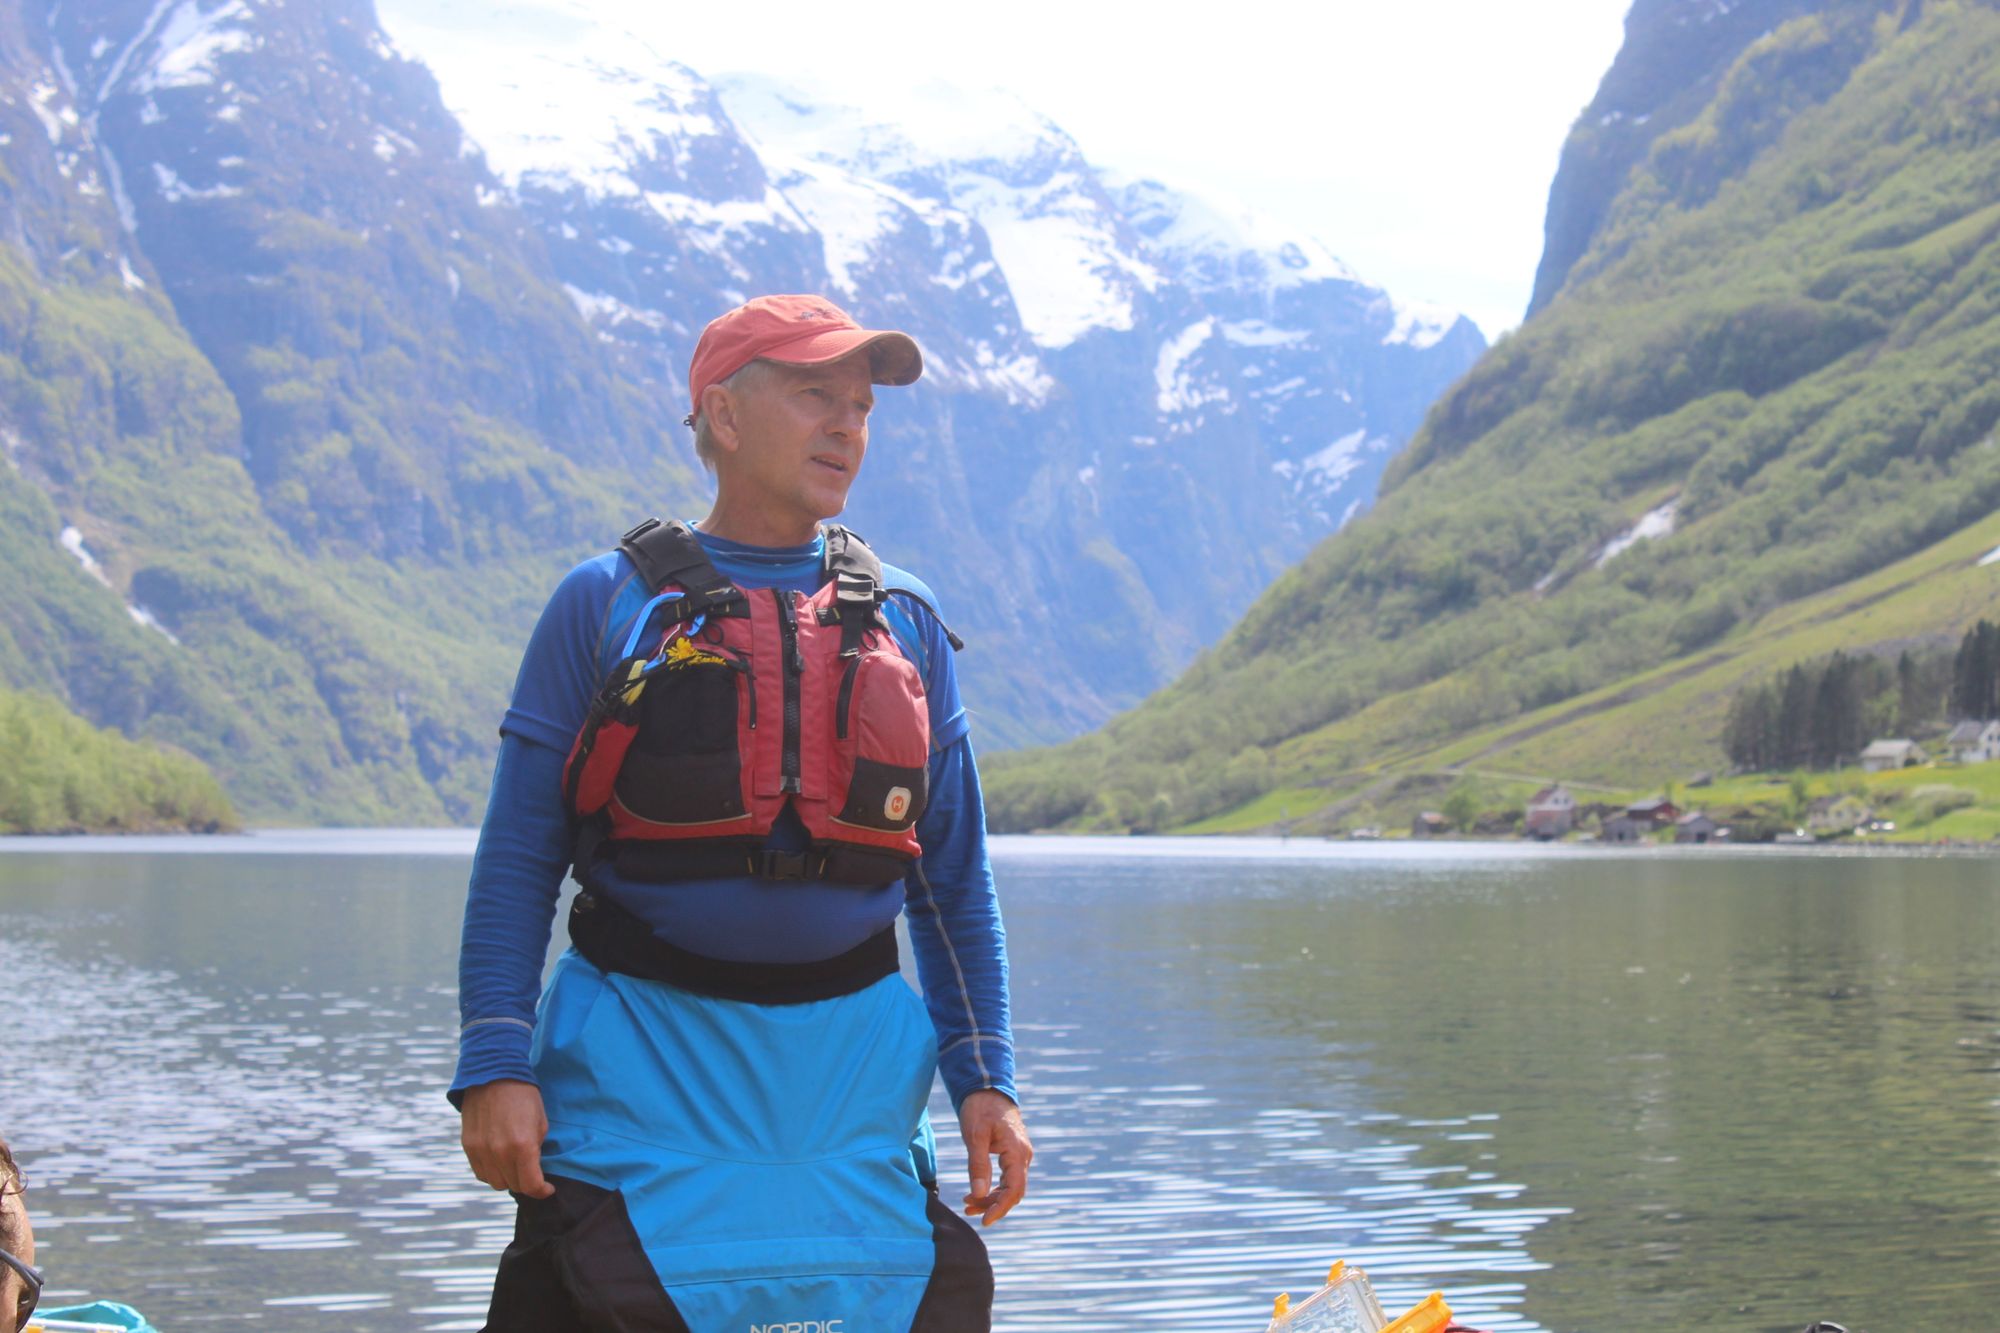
0 1246 39 1333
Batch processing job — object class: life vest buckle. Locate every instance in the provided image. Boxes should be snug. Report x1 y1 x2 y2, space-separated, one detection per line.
757 849 812 880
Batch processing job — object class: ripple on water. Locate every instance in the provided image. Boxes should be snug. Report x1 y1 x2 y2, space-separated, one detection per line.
4 860 1564 1333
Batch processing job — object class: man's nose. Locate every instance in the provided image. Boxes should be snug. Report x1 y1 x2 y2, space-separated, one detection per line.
829 401 867 438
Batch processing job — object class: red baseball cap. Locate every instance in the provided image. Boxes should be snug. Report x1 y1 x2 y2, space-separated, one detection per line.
684 294 923 426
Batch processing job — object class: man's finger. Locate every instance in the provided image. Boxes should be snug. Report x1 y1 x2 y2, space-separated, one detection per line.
961 1112 993 1215
962 1155 993 1215
510 1139 555 1199
978 1138 1031 1226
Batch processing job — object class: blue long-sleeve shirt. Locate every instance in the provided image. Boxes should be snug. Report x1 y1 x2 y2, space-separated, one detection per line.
452 527 1015 1110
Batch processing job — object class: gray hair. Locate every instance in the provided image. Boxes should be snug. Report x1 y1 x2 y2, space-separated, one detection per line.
691 359 774 473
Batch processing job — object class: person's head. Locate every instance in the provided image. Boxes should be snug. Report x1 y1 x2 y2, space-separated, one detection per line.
0 1137 38 1333
685 295 922 537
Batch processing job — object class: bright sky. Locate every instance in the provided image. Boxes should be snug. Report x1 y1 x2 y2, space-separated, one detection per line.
394 1 1634 340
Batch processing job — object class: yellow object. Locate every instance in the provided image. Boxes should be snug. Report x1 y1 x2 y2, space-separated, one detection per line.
1326 1260 1346 1284
1382 1291 1453 1333
1273 1293 1291 1318
664 636 725 670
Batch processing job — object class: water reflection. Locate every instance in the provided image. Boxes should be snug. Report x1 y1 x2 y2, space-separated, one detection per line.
0 836 1993 1332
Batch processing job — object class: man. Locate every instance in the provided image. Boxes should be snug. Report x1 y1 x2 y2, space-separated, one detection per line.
454 294 1031 1332
0 1137 40 1333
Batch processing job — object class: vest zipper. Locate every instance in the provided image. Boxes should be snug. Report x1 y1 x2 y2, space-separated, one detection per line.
774 589 803 794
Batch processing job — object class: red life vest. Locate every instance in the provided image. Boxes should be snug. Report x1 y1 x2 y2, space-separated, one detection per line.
564 519 950 888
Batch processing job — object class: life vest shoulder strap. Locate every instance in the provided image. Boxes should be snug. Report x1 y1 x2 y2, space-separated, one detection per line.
821 523 887 655
619 517 738 613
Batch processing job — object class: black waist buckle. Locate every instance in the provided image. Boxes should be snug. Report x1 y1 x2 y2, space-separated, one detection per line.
758 848 813 880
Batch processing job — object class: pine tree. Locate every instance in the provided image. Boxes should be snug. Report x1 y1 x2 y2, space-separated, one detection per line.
1951 620 2000 720
1777 665 1813 768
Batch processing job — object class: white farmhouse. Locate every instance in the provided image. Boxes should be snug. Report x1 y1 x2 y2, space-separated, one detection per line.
1945 719 2000 764
1859 738 1928 773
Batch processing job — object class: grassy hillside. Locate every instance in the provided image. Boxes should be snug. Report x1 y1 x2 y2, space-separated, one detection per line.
987 0 2000 833
0 688 235 835
1172 508 2000 837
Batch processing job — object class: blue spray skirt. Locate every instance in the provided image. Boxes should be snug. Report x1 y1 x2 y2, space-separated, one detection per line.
487 949 990 1332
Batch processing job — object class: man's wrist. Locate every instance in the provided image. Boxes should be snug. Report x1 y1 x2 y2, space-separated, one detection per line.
954 1083 1019 1114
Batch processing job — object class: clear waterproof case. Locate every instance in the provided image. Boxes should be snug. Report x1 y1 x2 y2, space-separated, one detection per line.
1266 1261 1390 1333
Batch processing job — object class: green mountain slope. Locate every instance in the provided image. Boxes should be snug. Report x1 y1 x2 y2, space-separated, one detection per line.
987 0 2000 833
0 687 234 834
0 0 699 823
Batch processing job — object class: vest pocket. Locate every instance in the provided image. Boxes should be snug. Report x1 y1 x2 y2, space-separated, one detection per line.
612 650 749 826
836 755 929 832
832 647 931 832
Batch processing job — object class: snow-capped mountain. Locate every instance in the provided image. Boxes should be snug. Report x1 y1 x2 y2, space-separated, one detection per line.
1 0 1482 823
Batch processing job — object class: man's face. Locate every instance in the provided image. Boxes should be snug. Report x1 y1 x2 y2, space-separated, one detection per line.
719 355 874 528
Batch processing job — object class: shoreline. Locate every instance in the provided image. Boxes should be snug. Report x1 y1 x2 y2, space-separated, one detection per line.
1 826 1992 859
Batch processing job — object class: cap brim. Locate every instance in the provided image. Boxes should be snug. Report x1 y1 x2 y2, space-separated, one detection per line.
761 327 923 386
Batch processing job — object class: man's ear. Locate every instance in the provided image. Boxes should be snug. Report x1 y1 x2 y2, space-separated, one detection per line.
703 383 742 456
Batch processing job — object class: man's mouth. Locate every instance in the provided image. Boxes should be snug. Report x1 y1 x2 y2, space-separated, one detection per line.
812 456 849 474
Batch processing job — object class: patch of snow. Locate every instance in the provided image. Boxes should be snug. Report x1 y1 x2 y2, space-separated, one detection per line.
29 81 76 144
378 3 739 200
446 265 461 300
128 603 180 645
1977 543 2000 568
639 185 805 278
1154 319 1217 414
138 98 164 125
215 103 242 122
1532 567 1563 595
90 37 112 60
948 168 1159 346
151 161 241 203
920 342 1053 407
719 71 1076 179
561 283 667 332
1103 170 1360 294
1384 298 1460 350
131 0 257 94
720 73 1160 348
1255 376 1308 399
60 526 113 589
118 256 147 290
101 147 138 231
1293 429 1373 491
757 156 910 292
372 130 402 162
1221 319 1308 348
1595 500 1680 569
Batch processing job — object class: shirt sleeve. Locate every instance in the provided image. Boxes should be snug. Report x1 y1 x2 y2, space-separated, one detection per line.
450 557 619 1106
882 573 968 752
905 732 1015 1110
450 733 570 1104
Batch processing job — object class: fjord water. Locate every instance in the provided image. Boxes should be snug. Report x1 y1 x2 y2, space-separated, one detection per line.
0 835 1994 1332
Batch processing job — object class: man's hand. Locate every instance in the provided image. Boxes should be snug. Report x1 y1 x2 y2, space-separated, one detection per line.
959 1089 1032 1227
461 1078 556 1199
